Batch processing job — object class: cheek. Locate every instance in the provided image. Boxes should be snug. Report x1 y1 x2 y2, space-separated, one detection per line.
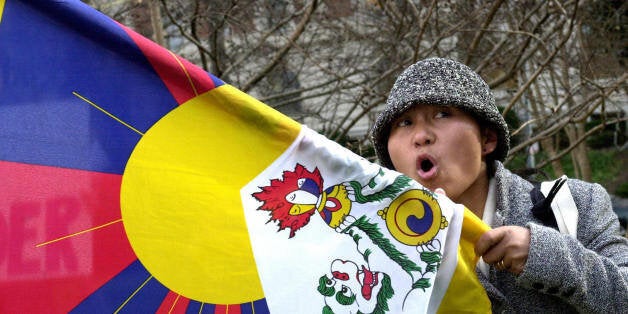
387 135 405 165
446 128 484 163
453 135 483 156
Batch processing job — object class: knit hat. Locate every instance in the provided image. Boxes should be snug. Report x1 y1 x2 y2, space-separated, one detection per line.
371 57 510 169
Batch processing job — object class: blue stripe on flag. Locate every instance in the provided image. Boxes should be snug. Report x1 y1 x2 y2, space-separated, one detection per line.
69 260 168 313
0 0 177 174
243 299 270 314
185 301 215 314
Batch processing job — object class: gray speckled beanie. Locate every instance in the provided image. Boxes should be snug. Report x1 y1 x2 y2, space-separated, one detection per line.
371 57 510 169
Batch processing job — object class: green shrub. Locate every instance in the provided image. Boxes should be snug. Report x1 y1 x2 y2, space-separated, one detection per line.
616 182 628 198
507 148 624 194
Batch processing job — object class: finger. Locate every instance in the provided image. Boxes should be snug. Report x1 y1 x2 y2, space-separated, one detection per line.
482 245 507 266
494 259 506 270
475 228 505 257
434 188 446 196
508 259 524 275
482 227 531 274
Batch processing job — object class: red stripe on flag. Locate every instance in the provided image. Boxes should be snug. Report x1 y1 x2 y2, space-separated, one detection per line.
117 22 217 105
0 161 136 313
156 291 191 314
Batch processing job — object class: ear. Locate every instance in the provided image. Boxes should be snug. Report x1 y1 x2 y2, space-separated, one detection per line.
481 128 498 157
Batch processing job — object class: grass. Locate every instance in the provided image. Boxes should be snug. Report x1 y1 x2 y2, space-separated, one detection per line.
507 148 627 197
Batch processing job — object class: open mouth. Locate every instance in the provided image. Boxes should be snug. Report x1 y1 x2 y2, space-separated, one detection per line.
417 155 437 180
420 159 434 172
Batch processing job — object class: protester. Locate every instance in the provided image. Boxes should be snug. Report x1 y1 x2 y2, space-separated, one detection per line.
370 57 628 312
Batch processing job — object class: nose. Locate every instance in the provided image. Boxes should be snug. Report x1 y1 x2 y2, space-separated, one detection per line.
412 125 435 147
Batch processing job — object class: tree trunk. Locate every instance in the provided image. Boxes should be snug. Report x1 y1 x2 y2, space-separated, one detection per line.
564 123 592 181
149 0 164 46
541 136 565 176
529 81 565 176
574 122 592 181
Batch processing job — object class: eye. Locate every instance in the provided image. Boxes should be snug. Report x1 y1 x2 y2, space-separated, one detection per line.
317 275 336 297
297 178 305 188
394 117 412 128
335 285 356 305
435 110 452 118
341 286 349 294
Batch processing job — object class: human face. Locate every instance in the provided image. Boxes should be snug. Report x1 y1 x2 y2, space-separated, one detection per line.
387 105 497 205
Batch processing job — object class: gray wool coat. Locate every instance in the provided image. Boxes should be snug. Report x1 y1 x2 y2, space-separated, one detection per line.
479 162 628 313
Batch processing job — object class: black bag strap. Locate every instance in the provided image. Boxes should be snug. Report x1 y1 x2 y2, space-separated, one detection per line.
530 177 568 229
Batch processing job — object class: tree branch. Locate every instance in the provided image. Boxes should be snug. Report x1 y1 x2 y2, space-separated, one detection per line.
240 0 319 92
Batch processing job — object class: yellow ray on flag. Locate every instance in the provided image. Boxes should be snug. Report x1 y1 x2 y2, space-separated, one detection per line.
0 0 5 24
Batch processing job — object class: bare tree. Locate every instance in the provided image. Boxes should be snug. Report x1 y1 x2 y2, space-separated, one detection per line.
91 0 626 181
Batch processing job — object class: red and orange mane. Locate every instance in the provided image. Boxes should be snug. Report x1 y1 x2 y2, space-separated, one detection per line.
253 164 324 237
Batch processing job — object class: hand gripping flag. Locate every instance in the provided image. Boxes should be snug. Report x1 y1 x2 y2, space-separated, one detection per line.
0 0 491 313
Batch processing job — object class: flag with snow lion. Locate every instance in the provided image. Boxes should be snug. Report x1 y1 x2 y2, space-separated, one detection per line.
240 127 490 313
1 0 490 313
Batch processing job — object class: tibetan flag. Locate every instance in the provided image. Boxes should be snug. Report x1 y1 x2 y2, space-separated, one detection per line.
0 0 491 313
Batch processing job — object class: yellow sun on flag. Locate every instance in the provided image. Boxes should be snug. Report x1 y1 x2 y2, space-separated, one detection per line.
120 85 301 304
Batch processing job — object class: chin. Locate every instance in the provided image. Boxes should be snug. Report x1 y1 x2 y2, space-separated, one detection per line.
415 179 436 191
